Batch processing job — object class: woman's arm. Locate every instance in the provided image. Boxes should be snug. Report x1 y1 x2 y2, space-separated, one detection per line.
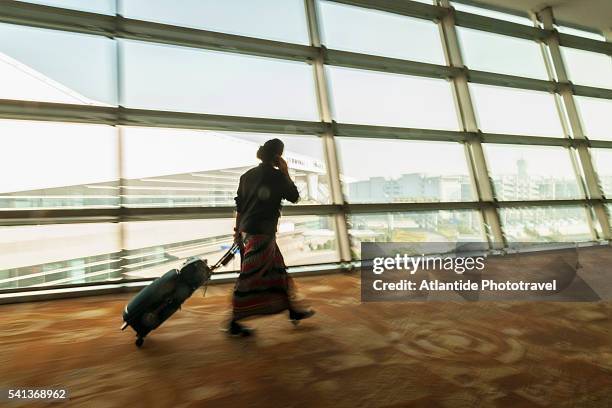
234 175 244 241
234 211 242 243
277 157 300 203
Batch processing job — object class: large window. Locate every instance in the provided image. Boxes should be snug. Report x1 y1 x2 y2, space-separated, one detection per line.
121 40 318 120
575 96 612 141
318 0 445 64
556 26 605 41
591 149 612 197
457 28 548 79
0 23 117 105
327 67 459 129
122 128 330 207
337 139 474 203
3 0 611 292
123 216 339 277
120 0 309 44
484 145 582 201
0 120 119 209
0 216 339 288
470 84 564 137
0 223 121 289
349 211 484 257
500 207 592 242
561 47 612 90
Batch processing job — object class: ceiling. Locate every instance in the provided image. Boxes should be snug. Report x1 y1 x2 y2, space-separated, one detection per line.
455 0 612 36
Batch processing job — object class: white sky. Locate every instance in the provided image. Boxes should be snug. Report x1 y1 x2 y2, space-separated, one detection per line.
1 1 611 193
457 27 548 79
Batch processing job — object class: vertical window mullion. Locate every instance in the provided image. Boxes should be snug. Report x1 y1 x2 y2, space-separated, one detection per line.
538 7 611 240
304 0 352 262
436 0 505 248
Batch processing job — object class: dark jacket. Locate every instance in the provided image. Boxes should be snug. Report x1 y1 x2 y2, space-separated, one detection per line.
235 163 300 234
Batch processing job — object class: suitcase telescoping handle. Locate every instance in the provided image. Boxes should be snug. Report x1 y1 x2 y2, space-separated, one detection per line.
210 242 241 271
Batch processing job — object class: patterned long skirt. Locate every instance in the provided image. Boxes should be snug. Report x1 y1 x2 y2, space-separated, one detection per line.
232 234 296 321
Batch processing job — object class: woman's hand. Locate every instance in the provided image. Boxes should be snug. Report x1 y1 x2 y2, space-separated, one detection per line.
277 156 289 176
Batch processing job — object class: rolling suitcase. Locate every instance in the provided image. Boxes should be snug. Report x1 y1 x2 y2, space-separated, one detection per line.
121 242 240 347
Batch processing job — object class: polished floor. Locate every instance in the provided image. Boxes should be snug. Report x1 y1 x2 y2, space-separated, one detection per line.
1 272 611 407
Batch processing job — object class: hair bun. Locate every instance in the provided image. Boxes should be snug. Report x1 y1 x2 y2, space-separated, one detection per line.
256 145 265 160
256 139 284 163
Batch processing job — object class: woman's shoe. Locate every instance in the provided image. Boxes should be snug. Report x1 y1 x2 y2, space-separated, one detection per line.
289 309 315 326
227 320 253 337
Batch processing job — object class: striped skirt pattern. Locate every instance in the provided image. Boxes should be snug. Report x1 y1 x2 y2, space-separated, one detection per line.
232 234 295 321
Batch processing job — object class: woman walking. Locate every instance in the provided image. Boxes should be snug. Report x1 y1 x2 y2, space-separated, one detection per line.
228 138 315 336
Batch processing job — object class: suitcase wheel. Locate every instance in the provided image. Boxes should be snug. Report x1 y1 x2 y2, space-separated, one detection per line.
135 337 144 348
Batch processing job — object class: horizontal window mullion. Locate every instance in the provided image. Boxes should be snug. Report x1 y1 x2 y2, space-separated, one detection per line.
334 123 466 142
0 205 343 226
118 107 326 135
496 199 594 208
347 202 480 213
347 200 602 214
325 55 564 95
454 10 548 42
588 140 612 149
5 1 611 67
480 133 571 147
6 201 603 224
455 12 611 57
468 70 556 93
327 0 445 21
0 99 326 135
572 85 612 101
0 3 317 62
325 49 458 80
0 208 120 226
0 1 115 36
0 99 117 125
558 32 612 56
116 17 318 62
2 99 604 149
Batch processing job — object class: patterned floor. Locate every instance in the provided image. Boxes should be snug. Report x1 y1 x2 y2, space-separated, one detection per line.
1 273 611 407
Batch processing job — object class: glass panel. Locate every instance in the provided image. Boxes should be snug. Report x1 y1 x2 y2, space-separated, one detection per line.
591 149 612 197
122 128 330 207
556 26 605 41
484 145 582 200
0 23 117 105
500 206 591 242
0 120 119 209
120 0 309 44
561 47 612 90
121 40 318 121
336 138 474 203
470 84 564 137
318 0 445 64
451 2 532 26
122 216 339 279
575 96 612 141
327 67 459 129
0 216 339 289
349 211 484 258
0 223 121 289
457 27 548 79
16 0 115 15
